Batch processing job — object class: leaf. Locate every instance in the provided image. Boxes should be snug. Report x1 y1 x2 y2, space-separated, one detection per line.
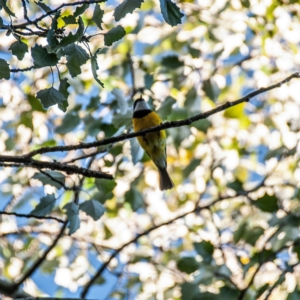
254 193 278 213
104 25 126 46
161 55 183 69
114 0 144 21
157 96 176 119
219 286 240 300
59 17 84 47
62 15 77 25
95 178 117 194
91 49 104 87
36 87 68 112
0 17 3 27
47 12 59 50
181 282 200 300
125 188 143 211
203 78 218 102
112 109 132 128
130 137 144 164
159 0 183 26
0 0 15 17
59 78 70 100
92 4 104 29
31 45 58 67
66 54 81 78
30 194 56 216
74 3 88 17
35 1 52 13
32 171 65 189
244 226 265 246
194 241 214 263
63 202 80 235
193 119 212 133
176 257 199 274
0 59 10 79
112 89 128 113
55 112 81 134
63 44 89 66
183 159 201 178
79 200 105 221
9 41 28 60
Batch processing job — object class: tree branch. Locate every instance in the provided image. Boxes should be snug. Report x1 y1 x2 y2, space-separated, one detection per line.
0 159 112 179
0 211 65 223
23 72 300 158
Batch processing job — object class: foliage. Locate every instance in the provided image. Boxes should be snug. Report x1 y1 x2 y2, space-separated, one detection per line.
0 0 300 299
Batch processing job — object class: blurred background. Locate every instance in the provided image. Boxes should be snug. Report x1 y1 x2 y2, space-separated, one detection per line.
0 0 300 299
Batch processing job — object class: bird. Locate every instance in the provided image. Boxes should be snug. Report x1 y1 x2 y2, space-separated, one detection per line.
132 97 174 191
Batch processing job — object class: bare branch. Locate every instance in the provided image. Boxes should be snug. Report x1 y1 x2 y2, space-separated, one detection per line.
0 159 112 179
23 72 300 158
0 211 65 223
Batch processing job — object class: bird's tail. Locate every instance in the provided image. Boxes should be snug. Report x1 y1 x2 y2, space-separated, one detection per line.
158 167 174 191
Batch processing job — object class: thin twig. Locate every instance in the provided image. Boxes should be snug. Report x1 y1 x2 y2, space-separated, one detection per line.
0 160 112 179
0 211 65 223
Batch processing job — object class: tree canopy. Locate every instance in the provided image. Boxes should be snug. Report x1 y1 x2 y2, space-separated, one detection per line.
0 0 300 299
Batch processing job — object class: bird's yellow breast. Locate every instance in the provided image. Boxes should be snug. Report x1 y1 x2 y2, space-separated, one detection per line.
132 111 166 166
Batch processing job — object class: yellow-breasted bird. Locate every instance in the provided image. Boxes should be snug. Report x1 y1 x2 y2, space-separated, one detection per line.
132 98 174 190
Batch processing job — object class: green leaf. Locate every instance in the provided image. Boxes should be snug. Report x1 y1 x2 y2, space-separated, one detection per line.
0 59 10 79
55 112 81 134
130 137 144 164
157 96 176 119
183 158 201 178
9 41 28 60
31 45 58 67
161 55 183 69
36 87 68 112
0 17 3 28
91 49 105 87
30 194 56 216
63 202 80 235
194 241 214 263
27 94 45 112
203 78 218 102
36 1 52 13
244 226 264 246
66 54 81 78
233 221 247 243
219 286 239 300
92 4 104 29
59 78 70 100
47 12 59 50
59 17 84 47
159 0 183 26
181 282 200 300
112 109 132 128
32 171 65 189
62 15 77 25
74 3 88 17
104 25 126 46
177 256 199 274
0 0 15 17
63 44 89 66
79 200 105 221
254 193 278 213
125 188 143 211
193 119 212 133
114 0 144 21
96 178 117 194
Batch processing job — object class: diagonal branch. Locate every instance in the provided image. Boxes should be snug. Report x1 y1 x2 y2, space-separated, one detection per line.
0 211 65 223
0 159 112 179
23 72 300 158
